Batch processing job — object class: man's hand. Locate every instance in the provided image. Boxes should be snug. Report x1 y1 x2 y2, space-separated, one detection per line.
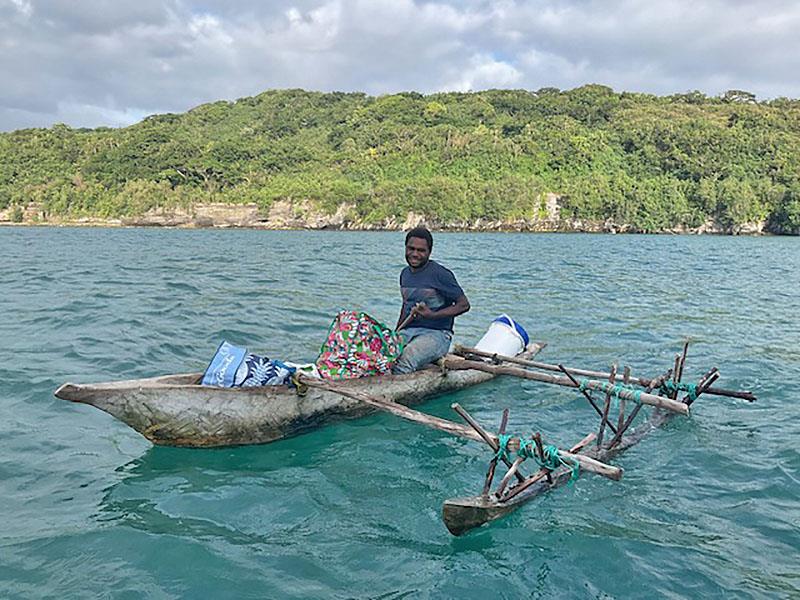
414 302 436 319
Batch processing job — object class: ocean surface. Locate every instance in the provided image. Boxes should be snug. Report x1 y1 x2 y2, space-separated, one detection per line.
0 227 798 599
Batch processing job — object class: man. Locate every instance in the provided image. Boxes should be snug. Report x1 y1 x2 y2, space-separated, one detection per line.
392 227 470 374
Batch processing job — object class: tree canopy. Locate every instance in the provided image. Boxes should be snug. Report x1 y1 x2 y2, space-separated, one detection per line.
2 86 799 233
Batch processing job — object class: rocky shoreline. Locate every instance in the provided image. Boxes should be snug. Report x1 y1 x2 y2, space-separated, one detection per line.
0 199 772 235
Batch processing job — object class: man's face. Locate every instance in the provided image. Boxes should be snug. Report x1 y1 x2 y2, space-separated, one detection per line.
405 236 431 269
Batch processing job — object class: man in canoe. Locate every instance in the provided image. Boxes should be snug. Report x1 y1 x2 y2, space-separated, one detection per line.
393 227 470 374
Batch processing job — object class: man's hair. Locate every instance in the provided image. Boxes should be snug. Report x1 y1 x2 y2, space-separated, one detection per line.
405 227 433 250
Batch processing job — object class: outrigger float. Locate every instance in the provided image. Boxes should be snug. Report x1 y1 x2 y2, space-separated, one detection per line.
297 341 755 535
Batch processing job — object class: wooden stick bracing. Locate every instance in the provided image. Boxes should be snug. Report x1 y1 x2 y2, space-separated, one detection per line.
482 409 509 495
451 403 526 483
500 433 596 502
453 345 756 402
442 399 680 535
452 404 621 480
298 377 622 481
558 364 618 435
606 369 672 450
532 432 552 484
299 376 485 443
685 369 720 406
597 364 617 448
670 353 683 400
617 366 631 434
496 456 526 497
677 341 689 383
443 357 690 415
500 470 548 501
560 450 623 481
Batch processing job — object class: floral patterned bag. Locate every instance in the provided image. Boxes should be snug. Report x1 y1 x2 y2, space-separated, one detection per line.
315 310 404 380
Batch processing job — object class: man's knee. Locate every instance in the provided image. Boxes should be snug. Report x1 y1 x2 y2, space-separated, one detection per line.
392 331 450 374
392 354 416 374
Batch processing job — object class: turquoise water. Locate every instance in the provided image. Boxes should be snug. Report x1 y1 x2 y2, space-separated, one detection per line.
1 227 798 599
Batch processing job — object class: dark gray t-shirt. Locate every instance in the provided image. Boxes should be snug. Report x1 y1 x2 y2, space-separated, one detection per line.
400 260 465 332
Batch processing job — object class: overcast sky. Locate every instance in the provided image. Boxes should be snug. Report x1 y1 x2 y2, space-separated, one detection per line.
1 0 798 131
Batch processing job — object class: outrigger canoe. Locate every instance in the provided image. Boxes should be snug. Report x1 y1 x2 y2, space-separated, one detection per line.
55 343 545 448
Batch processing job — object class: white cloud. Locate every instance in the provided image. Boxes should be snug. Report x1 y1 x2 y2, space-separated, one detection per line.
2 0 800 131
440 54 521 92
56 101 154 129
8 0 32 17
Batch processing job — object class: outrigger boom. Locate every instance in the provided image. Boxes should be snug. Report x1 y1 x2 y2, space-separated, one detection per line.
304 340 754 535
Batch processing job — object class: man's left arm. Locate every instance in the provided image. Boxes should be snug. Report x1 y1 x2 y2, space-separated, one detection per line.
415 266 470 320
416 294 470 319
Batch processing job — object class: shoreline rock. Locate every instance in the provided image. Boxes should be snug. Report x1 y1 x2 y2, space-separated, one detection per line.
0 201 776 235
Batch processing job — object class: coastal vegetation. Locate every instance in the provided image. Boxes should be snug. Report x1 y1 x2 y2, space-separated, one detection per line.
1 86 799 233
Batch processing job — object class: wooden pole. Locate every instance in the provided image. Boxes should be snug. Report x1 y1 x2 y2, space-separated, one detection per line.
554 450 622 480
685 369 720 406
443 391 690 535
606 369 672 449
300 378 623 479
451 404 526 483
558 364 618 435
482 409 509 496
670 353 682 400
677 341 689 383
396 304 420 331
452 404 621 480
500 433 596 502
597 364 617 448
500 470 548 501
443 357 690 415
496 456 526 497
299 377 485 442
532 432 552 484
453 345 756 402
616 366 631 435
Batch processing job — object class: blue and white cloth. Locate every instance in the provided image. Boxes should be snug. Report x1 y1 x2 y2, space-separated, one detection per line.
201 341 295 388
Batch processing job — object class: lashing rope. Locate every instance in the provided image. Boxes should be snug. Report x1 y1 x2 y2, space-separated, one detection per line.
578 379 643 404
659 380 698 402
502 436 580 483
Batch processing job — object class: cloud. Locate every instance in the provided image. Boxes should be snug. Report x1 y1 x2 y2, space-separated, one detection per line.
8 0 32 17
439 54 521 92
1 0 800 131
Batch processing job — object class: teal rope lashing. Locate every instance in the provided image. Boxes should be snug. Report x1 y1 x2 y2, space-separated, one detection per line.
660 380 698 401
515 438 580 484
495 433 513 463
579 379 642 404
685 383 698 402
517 438 537 459
607 383 643 404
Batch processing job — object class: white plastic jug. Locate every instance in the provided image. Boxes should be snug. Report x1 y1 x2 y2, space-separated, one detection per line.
474 315 529 357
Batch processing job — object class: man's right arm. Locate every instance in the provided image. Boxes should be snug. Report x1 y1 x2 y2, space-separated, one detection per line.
396 270 405 330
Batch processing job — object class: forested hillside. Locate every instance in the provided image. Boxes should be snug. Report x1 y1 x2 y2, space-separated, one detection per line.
2 86 799 233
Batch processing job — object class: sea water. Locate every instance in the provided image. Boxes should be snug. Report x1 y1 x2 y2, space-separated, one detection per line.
0 227 798 598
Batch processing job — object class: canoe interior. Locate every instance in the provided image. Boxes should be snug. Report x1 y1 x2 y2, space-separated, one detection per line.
55 365 450 399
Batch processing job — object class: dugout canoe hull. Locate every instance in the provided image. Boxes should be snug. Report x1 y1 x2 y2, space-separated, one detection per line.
55 344 544 448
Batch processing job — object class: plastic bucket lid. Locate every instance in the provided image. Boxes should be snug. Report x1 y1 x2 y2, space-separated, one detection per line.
493 315 529 347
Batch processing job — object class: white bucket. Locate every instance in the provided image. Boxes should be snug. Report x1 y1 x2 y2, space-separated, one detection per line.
474 314 530 357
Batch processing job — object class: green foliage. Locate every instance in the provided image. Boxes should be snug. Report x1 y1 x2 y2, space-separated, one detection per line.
1 87 799 233
11 205 23 222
